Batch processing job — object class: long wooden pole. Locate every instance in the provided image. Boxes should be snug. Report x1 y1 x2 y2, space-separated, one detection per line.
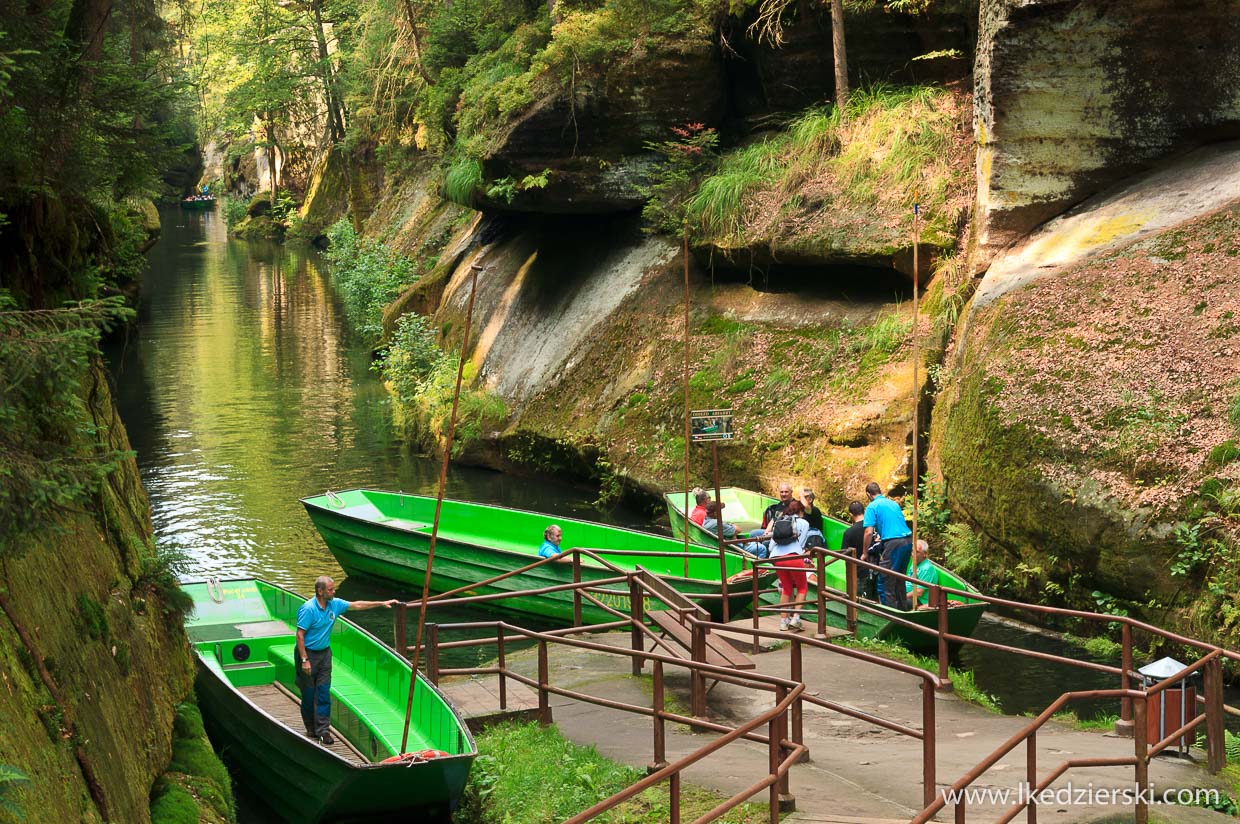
909 202 920 572
683 221 691 578
713 441 728 623
400 262 482 752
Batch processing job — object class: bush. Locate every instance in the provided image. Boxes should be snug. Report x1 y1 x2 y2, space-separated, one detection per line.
322 219 420 340
221 196 249 226
375 313 445 403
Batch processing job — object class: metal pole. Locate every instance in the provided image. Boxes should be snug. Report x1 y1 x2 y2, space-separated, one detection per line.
572 551 583 628
922 679 936 810
538 638 551 725
400 262 483 753
910 202 920 554
630 576 644 676
937 585 952 692
1116 623 1134 736
497 625 507 710
713 441 729 624
1026 731 1037 824
651 660 667 772
842 550 855 637
683 221 692 579
426 622 440 685
790 639 804 760
1133 694 1148 824
1207 656 1226 773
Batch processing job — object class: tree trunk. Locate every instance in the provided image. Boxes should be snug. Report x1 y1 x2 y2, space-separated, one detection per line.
310 1 346 144
830 0 849 118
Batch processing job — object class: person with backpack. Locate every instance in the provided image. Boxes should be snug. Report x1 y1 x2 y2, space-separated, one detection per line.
767 500 810 631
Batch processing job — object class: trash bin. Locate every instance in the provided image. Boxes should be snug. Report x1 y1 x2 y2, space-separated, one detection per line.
1138 657 1198 755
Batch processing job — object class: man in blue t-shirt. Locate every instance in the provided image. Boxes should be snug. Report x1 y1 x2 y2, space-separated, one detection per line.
862 482 913 610
538 524 564 559
296 576 398 745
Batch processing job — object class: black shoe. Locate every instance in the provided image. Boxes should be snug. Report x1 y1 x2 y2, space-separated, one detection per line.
318 731 335 746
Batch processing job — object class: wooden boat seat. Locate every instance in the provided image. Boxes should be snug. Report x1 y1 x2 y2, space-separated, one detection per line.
266 644 438 754
646 611 754 671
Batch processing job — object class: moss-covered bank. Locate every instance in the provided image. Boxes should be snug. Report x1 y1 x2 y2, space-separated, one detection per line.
0 363 226 823
929 203 1240 650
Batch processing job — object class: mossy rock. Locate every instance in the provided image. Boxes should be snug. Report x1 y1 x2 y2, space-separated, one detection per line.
245 192 272 218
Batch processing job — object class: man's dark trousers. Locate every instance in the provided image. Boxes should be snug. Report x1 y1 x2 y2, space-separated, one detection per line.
879 537 913 611
297 647 333 737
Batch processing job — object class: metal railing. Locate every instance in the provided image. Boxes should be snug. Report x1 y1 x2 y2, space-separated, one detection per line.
387 538 1239 824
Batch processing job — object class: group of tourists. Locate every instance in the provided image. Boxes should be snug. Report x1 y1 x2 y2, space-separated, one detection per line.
692 481 941 630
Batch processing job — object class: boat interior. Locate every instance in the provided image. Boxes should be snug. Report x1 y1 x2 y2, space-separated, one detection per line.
185 580 470 763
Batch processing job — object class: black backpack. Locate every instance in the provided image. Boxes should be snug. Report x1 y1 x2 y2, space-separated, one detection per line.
771 518 797 545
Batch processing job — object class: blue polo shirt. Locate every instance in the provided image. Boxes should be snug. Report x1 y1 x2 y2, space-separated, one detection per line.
538 540 562 559
863 495 911 541
297 596 349 651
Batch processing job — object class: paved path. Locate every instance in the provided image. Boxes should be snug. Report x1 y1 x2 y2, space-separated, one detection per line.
496 631 1233 823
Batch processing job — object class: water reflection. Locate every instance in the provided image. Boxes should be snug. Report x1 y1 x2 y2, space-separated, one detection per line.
108 207 642 594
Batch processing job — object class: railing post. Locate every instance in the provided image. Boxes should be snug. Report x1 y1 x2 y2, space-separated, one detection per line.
790 639 806 762
537 638 551 725
393 602 407 658
819 551 832 640
497 625 508 711
936 586 953 692
669 771 681 824
691 621 707 720
752 561 761 631
774 684 794 813
1116 623 1134 737
572 551 583 628
426 623 440 685
650 660 668 773
843 552 853 634
1026 731 1036 824
630 575 644 676
1206 655 1226 774
1133 692 1148 824
922 679 936 811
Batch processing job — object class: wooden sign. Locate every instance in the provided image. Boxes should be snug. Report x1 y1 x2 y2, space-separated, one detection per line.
690 409 733 442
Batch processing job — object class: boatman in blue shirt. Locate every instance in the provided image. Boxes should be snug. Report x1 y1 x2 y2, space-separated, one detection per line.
862 482 913 611
296 576 398 746
538 524 564 558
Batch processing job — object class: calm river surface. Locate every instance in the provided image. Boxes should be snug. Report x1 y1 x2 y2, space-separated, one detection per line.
109 206 1233 746
107 207 643 635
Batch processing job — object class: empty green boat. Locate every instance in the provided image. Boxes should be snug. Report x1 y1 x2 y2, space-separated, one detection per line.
301 489 765 624
666 487 988 650
185 578 475 823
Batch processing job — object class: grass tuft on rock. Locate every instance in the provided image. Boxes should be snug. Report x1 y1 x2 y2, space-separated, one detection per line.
685 83 968 252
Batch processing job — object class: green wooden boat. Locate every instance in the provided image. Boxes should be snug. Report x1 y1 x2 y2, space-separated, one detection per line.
301 489 766 624
180 195 216 210
666 487 987 650
184 578 475 823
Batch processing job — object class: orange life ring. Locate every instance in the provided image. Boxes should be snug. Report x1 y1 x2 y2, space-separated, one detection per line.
382 749 450 764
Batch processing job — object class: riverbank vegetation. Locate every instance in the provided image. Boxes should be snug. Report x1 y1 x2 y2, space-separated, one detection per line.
149 702 235 824
459 721 770 823
835 637 1000 713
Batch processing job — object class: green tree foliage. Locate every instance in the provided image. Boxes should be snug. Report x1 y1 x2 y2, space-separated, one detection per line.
0 0 197 303
376 312 445 402
0 294 135 558
191 0 360 194
0 765 30 822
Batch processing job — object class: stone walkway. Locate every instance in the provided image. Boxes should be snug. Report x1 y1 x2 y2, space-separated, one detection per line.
477 630 1234 823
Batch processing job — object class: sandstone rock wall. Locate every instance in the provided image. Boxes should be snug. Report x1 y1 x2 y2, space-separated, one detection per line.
0 367 196 823
973 0 1240 267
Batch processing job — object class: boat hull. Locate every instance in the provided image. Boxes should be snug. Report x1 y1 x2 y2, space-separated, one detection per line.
195 663 470 822
310 510 757 623
185 579 474 822
302 491 764 624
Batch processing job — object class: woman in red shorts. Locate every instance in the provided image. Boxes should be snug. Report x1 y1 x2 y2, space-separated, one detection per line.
767 500 810 631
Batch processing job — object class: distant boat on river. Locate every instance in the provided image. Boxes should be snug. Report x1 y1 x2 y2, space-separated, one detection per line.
301 489 769 623
180 195 215 210
184 578 475 823
665 487 988 650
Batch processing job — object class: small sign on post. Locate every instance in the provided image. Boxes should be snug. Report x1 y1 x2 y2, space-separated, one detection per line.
690 409 733 442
